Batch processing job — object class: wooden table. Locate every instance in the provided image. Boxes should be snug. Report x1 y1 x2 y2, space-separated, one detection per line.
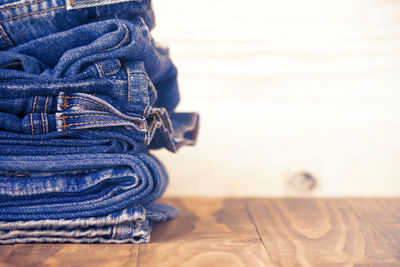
0 198 399 266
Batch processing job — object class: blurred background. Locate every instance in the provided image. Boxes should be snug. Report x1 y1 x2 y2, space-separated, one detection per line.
151 0 400 197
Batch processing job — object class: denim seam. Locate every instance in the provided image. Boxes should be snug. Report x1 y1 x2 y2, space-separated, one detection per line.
95 61 105 77
2 173 102 182
56 114 122 120
44 113 48 134
149 110 174 150
57 114 145 129
30 113 34 134
65 96 110 111
0 6 65 24
0 174 117 192
41 113 45 134
63 104 103 112
150 110 170 131
32 96 37 113
60 94 103 112
144 117 158 144
5 178 141 203
62 94 67 110
0 26 11 48
61 120 127 129
70 0 148 6
71 0 100 6
121 62 131 103
44 96 49 113
62 96 147 127
143 105 148 116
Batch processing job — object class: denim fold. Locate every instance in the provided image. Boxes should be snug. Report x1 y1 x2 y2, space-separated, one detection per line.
0 0 199 244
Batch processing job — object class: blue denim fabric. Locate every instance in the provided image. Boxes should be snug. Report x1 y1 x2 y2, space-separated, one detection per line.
0 204 178 244
0 18 180 112
0 18 199 152
0 0 199 244
0 153 170 220
0 152 179 243
0 0 155 50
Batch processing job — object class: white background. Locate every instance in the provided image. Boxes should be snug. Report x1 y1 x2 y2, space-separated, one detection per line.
151 0 400 197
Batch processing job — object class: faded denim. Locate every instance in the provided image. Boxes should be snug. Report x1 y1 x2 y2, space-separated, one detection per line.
0 0 199 244
0 153 178 243
0 0 155 50
0 18 199 152
0 204 178 244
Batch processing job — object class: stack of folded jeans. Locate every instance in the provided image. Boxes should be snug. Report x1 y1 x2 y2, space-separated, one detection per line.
0 0 198 243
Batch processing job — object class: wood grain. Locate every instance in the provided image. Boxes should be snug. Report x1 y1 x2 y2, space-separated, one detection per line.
0 244 139 267
0 198 399 266
138 198 271 266
247 198 400 266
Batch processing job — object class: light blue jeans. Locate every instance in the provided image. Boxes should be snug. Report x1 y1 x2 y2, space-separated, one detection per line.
0 204 178 244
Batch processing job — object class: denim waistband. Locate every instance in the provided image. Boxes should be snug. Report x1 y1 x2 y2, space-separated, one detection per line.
0 0 154 50
0 113 198 156
0 93 199 152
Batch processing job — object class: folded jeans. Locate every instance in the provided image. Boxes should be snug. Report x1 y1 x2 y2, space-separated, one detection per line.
0 204 178 244
0 153 170 220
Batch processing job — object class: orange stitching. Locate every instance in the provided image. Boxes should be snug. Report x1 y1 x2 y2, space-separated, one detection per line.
32 96 37 113
97 61 105 77
0 27 11 48
65 96 109 111
63 103 104 111
148 118 157 134
144 118 157 144
63 120 126 128
62 94 68 109
56 114 144 124
30 113 34 134
143 105 149 116
0 6 65 24
56 114 119 120
0 0 46 13
41 112 45 133
44 96 49 113
121 62 131 103
151 110 169 130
